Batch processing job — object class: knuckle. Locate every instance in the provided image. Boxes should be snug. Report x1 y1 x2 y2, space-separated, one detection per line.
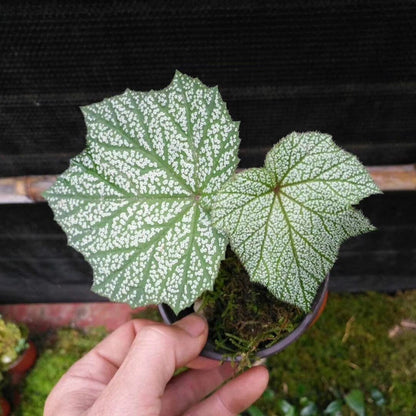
215 390 235 416
137 324 173 348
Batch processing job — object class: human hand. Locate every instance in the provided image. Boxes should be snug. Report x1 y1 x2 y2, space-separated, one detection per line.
44 314 269 415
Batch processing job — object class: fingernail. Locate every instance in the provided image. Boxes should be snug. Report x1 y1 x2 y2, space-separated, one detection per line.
176 313 207 337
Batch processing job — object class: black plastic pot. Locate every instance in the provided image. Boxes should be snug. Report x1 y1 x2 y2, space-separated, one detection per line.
158 275 329 361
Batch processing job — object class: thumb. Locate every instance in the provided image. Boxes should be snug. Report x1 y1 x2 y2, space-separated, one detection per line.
89 314 208 416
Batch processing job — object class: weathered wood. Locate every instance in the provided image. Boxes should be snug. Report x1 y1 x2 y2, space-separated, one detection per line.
0 165 414 204
0 175 56 204
367 165 416 191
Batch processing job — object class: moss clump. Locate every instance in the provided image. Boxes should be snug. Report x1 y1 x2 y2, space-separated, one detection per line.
0 316 28 371
199 249 305 366
17 327 107 416
251 291 416 415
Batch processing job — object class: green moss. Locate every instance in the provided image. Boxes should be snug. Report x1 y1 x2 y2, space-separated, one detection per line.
16 292 416 416
131 306 162 322
0 317 28 371
17 327 107 416
200 249 305 368
252 291 416 415
17 352 78 416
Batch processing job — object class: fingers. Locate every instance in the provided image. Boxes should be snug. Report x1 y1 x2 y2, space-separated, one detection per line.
183 366 269 416
88 313 208 415
160 363 235 416
46 314 269 416
66 319 155 384
44 319 156 416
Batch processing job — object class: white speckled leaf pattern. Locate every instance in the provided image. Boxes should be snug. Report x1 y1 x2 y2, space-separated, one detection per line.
212 132 381 311
44 71 240 313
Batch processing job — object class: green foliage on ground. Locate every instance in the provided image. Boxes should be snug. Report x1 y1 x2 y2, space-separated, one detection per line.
15 291 416 415
250 291 416 415
17 327 107 416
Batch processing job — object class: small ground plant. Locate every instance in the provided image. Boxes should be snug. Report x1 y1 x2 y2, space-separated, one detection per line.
244 386 385 416
44 72 380 355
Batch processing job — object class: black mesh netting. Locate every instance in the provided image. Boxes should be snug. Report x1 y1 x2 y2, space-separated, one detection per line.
0 0 415 302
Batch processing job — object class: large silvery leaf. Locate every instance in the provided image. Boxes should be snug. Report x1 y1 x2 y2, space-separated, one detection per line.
212 132 381 311
44 71 240 313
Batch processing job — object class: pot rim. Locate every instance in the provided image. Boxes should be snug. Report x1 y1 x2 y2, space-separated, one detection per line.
158 275 329 361
6 340 36 372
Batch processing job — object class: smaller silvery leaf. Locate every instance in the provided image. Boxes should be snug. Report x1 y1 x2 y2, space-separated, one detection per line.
44 71 240 313
212 132 381 311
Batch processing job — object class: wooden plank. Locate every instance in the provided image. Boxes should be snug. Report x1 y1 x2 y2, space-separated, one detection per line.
0 165 415 204
367 165 416 191
0 175 56 204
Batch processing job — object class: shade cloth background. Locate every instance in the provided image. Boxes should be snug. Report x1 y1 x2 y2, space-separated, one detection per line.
0 0 415 302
